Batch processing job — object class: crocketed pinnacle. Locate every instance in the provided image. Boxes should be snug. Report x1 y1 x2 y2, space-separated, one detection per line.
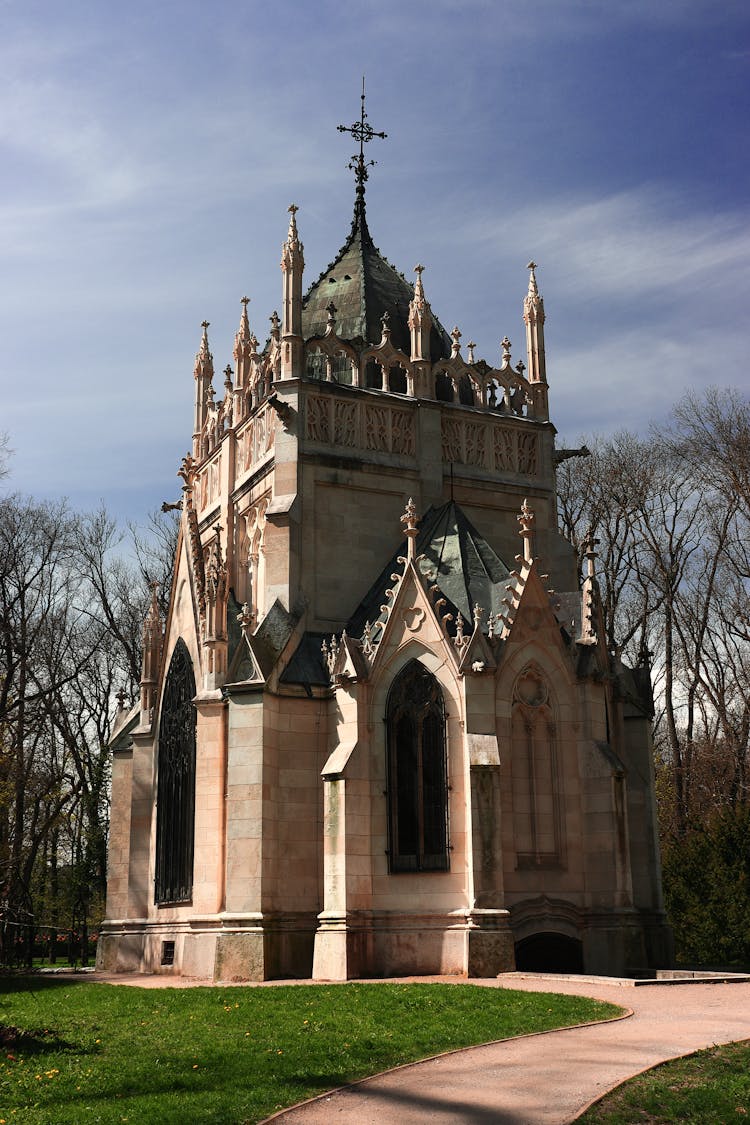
194 320 214 380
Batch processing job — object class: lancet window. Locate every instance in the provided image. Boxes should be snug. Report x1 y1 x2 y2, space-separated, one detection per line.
386 660 449 873
305 349 327 380
435 370 454 402
365 358 382 390
155 640 197 904
388 364 408 394
330 352 353 384
458 374 475 406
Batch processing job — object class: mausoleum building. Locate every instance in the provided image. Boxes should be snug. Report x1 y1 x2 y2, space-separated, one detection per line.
98 116 671 980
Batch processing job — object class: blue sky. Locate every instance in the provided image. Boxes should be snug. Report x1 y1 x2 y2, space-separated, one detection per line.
1 0 748 521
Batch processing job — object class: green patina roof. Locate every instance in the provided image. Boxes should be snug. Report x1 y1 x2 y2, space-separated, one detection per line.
281 502 511 687
301 198 451 361
347 500 512 639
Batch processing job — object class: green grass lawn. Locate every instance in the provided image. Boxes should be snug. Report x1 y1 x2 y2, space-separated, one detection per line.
579 1039 750 1124
0 977 620 1123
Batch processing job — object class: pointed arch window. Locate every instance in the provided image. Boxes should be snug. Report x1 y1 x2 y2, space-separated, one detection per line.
155 639 197 904
435 370 454 402
386 660 449 872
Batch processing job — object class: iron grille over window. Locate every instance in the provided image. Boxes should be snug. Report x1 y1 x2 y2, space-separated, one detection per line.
155 639 196 904
386 660 449 872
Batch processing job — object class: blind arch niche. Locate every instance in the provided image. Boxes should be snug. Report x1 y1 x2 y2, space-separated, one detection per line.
155 639 197 904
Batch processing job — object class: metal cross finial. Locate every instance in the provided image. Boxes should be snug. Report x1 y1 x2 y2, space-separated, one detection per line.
337 76 387 197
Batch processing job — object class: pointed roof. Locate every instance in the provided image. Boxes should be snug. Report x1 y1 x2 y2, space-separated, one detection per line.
301 197 451 361
347 500 512 637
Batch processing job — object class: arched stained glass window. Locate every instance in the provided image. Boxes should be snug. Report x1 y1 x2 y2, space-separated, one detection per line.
155 639 197 904
386 661 449 872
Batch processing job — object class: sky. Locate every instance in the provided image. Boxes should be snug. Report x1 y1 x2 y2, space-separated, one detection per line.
1 0 748 522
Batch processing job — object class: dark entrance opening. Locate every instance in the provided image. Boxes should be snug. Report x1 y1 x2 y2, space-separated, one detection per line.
515 932 583 973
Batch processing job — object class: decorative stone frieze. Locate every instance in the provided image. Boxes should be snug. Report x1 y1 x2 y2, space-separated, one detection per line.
304 391 417 458
442 415 539 476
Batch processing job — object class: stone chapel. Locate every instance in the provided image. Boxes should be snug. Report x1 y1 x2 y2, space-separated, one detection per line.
98 108 672 981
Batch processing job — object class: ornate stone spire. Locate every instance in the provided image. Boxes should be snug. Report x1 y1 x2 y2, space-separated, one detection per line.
517 498 535 565
523 260 549 421
139 582 162 727
580 527 601 644
280 205 305 379
233 296 253 389
195 320 214 380
408 264 433 364
193 321 214 459
203 526 229 690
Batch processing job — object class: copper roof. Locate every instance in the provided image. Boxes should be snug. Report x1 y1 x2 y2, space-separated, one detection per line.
301 197 451 361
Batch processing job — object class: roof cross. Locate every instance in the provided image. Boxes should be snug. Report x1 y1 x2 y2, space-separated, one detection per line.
337 76 387 198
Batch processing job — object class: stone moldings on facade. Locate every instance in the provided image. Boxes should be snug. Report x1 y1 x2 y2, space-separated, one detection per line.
99 174 671 983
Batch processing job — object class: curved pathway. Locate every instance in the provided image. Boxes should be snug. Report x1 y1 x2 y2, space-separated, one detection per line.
265 975 750 1124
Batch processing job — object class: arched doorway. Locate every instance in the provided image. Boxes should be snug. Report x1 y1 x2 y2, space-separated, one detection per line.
515 931 583 973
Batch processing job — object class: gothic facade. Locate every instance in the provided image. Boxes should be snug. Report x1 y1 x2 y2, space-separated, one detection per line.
98 170 671 980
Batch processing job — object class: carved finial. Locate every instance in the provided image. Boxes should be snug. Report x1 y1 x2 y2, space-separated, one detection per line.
238 297 251 337
286 204 300 247
515 359 526 376
116 686 128 711
326 300 337 330
473 603 483 630
224 364 233 390
270 310 281 339
467 341 476 364
178 452 197 488
379 310 391 344
362 620 374 657
322 633 340 678
454 614 467 651
517 498 535 564
237 602 254 631
413 264 425 298
400 497 420 562
527 261 539 296
451 326 462 358
195 320 214 379
501 336 512 367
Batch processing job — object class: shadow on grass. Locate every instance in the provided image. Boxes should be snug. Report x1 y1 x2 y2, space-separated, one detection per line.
0 972 93 994
0 1024 78 1056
